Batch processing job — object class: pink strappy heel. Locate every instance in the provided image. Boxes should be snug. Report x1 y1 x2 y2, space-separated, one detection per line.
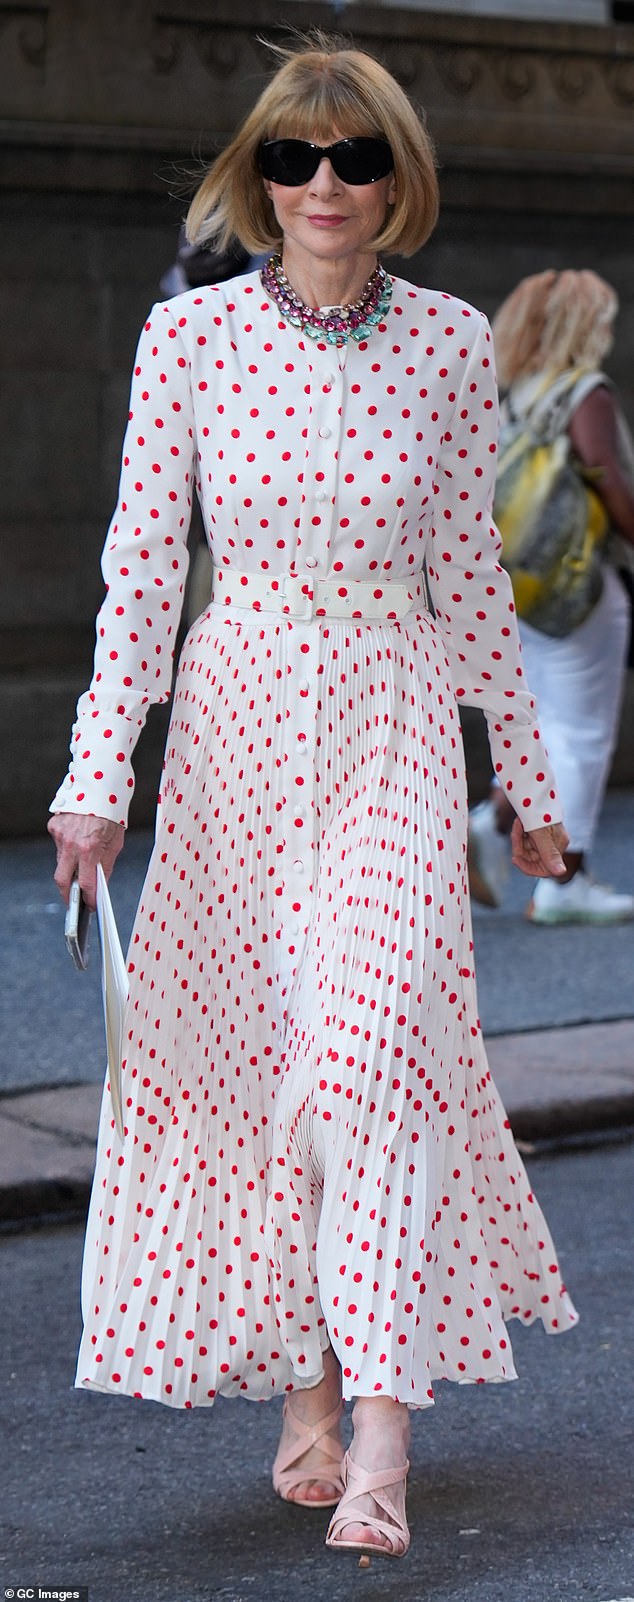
325 1449 410 1558
272 1397 345 1509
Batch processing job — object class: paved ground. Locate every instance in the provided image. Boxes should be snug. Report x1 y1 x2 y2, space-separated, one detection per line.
1 1014 633 1224
1 793 633 1602
1 788 633 1221
470 786 634 1036
2 1138 633 1602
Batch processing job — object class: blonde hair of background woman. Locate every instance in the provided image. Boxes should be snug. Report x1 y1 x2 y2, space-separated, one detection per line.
186 31 439 260
492 269 618 391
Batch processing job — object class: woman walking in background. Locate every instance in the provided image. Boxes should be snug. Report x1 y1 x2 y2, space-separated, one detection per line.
469 269 634 923
49 36 577 1561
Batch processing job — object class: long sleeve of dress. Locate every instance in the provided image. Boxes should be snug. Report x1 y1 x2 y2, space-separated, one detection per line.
427 313 560 831
50 304 196 825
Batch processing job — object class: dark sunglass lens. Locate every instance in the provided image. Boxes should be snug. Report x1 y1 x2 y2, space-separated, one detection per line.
332 139 394 184
259 141 317 186
259 137 393 187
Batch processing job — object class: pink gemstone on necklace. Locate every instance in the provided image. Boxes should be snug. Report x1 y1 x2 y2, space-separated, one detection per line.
260 255 392 347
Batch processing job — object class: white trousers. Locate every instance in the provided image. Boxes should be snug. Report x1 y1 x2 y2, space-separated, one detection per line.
519 566 630 853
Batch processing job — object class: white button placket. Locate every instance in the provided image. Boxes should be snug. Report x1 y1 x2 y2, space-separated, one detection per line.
278 351 343 994
298 351 341 576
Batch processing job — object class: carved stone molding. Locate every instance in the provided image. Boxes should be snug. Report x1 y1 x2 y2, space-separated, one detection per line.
490 49 539 101
604 57 634 105
143 9 634 137
151 16 243 79
150 17 180 74
0 3 48 73
1 2 632 189
377 40 424 93
434 46 483 99
198 27 241 78
550 54 594 103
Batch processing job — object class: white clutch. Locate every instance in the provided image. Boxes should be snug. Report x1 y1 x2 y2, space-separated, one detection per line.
96 864 129 1141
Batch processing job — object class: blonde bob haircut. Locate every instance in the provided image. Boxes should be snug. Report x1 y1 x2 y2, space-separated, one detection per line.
186 31 439 260
492 269 618 391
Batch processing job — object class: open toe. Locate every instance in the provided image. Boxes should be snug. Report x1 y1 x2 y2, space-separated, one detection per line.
325 1450 410 1558
272 1398 345 1509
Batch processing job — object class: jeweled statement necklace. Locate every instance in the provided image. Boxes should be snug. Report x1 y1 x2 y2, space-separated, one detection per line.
261 253 392 347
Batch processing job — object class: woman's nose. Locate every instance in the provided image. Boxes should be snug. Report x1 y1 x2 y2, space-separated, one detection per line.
308 157 342 195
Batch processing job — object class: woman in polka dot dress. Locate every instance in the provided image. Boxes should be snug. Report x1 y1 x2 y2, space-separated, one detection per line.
49 35 577 1561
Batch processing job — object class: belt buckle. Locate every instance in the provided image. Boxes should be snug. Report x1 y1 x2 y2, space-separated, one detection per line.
280 573 315 620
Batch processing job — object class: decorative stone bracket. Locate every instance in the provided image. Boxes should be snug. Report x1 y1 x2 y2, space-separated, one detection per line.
0 0 632 192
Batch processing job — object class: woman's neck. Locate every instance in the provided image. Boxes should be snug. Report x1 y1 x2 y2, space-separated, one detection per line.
280 246 379 310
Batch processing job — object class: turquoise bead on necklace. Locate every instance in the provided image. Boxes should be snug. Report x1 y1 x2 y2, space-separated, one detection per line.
261 253 392 348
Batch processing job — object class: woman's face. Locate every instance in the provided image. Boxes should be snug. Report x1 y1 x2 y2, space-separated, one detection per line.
262 131 396 273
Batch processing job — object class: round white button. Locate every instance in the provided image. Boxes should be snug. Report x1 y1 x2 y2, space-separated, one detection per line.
293 858 304 873
290 924 300 938
298 678 309 693
318 426 331 439
294 805 306 819
315 490 328 503
305 556 318 569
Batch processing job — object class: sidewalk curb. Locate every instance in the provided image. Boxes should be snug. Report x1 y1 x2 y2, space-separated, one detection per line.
507 1092 634 1145
1 1018 634 1224
0 1175 93 1225
0 1083 101 1226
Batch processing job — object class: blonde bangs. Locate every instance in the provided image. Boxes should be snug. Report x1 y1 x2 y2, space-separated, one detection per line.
264 81 384 144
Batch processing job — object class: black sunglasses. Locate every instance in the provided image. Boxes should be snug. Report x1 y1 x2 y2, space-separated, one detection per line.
258 137 394 188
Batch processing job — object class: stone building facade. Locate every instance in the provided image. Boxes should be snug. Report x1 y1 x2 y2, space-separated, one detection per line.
377 0 609 15
1 0 633 833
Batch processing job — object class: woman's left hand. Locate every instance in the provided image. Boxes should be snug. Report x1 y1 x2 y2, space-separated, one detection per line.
511 818 569 880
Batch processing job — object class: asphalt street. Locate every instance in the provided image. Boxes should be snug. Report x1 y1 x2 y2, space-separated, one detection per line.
2 788 634 1094
2 1137 633 1602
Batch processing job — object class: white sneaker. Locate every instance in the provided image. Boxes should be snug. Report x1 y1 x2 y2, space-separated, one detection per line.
467 800 510 908
527 871 634 926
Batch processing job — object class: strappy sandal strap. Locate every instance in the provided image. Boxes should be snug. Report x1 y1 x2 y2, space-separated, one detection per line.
325 1450 410 1558
274 1398 344 1479
272 1398 345 1504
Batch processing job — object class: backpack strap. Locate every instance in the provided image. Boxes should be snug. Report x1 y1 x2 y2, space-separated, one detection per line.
511 368 611 443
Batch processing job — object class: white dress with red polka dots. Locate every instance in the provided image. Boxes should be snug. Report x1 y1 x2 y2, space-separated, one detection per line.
52 272 578 1409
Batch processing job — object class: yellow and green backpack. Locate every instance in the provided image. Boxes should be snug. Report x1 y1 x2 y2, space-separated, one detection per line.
493 368 610 637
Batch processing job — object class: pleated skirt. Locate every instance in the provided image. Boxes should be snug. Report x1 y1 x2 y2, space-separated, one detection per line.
76 604 577 1407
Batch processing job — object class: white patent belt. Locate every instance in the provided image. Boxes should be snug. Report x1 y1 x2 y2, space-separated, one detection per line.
210 566 429 622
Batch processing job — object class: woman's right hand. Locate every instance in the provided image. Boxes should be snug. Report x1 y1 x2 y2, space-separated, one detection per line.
47 813 125 909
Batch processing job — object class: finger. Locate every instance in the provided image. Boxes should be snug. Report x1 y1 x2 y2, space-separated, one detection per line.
49 816 125 908
511 839 537 874
52 834 96 907
539 846 567 878
75 854 99 911
53 845 79 904
532 827 567 878
510 819 534 870
510 820 561 879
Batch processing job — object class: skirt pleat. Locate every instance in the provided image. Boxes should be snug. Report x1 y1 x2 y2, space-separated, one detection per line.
76 610 577 1407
